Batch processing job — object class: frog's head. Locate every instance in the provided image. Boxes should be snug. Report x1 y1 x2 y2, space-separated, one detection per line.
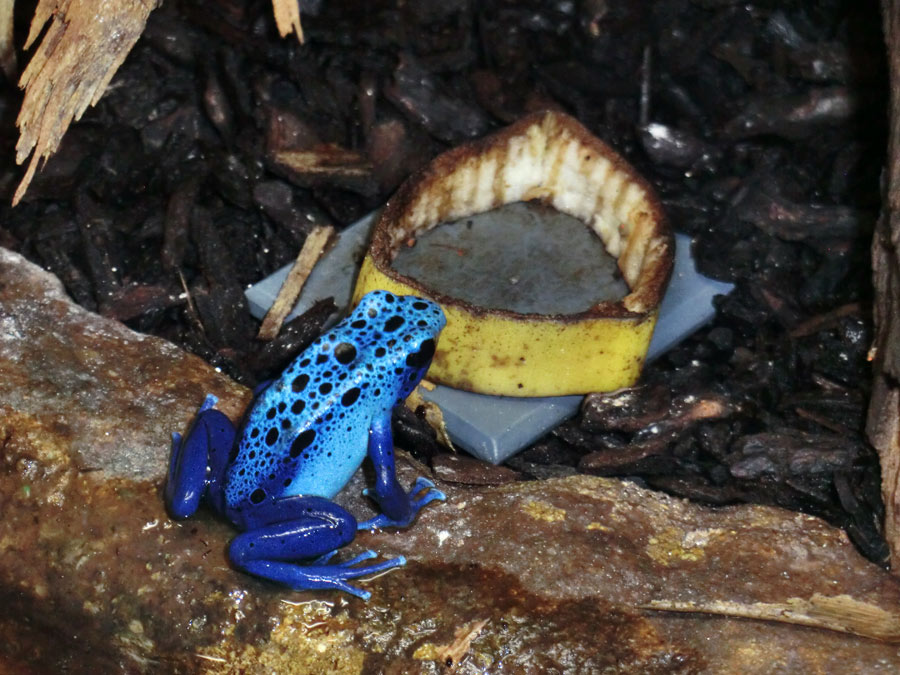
354 290 446 400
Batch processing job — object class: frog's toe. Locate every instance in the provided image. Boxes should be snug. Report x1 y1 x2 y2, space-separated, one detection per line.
241 554 407 600
337 550 379 567
347 586 372 601
412 487 446 511
312 549 379 566
411 477 446 502
311 549 339 566
411 476 437 492
199 393 219 412
346 553 406 575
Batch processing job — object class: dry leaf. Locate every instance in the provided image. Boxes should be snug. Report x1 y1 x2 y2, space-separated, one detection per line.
435 619 489 671
13 0 159 205
406 386 456 451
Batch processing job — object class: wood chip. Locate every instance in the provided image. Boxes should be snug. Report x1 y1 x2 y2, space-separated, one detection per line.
271 0 304 43
13 0 159 205
257 225 334 341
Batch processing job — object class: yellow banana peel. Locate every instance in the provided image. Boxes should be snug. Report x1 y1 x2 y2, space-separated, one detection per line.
353 110 674 397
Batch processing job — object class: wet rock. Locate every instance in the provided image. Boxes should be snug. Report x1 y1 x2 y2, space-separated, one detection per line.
0 248 249 480
1 250 900 672
431 453 522 486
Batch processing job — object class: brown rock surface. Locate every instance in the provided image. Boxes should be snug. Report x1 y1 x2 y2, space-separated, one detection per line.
1 246 900 673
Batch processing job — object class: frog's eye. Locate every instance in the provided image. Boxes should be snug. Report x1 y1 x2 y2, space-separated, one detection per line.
334 342 357 364
367 307 378 318
406 338 436 368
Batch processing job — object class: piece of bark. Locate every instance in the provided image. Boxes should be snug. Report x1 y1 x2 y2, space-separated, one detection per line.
869 2 900 574
13 0 161 205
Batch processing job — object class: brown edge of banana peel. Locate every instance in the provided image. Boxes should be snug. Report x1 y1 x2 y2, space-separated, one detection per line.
353 110 674 397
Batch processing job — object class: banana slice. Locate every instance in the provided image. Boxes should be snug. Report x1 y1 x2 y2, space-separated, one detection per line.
353 110 673 396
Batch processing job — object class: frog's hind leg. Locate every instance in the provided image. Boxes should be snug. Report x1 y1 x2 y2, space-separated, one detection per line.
166 394 236 519
228 496 406 600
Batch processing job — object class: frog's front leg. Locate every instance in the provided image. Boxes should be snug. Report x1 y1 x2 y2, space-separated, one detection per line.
227 496 405 600
358 414 446 531
165 394 234 519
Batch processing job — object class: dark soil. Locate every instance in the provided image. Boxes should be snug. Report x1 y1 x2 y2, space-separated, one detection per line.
0 0 888 562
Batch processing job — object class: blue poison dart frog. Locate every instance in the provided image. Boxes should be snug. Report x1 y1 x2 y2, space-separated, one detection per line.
165 290 447 600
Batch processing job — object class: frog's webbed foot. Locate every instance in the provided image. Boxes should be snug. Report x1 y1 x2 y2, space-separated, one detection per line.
238 554 406 600
358 477 446 531
229 496 406 600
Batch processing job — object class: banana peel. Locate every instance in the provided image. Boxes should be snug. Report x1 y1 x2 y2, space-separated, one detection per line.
353 110 674 397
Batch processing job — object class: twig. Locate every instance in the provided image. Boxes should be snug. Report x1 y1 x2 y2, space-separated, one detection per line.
257 225 334 341
641 593 900 642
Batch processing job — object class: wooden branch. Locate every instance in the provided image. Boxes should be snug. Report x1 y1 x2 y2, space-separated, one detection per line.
869 1 900 571
642 594 900 642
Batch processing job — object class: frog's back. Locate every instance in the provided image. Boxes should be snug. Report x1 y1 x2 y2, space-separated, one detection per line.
224 291 445 513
